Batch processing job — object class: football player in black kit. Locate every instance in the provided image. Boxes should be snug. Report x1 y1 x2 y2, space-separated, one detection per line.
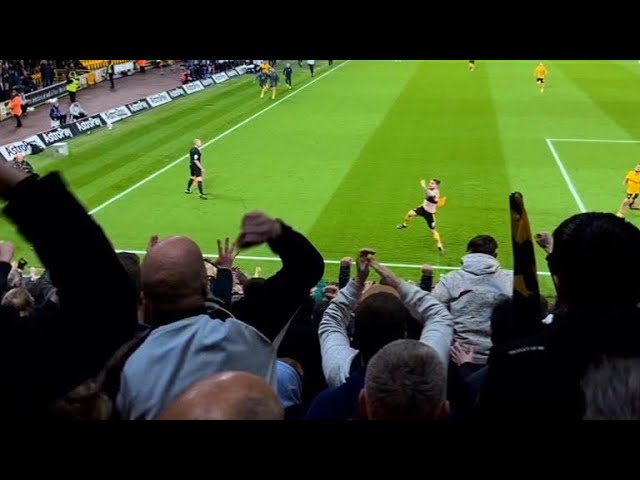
185 138 207 199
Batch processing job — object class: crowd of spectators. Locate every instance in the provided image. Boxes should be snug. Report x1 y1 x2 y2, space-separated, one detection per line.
1 60 81 101
1 154 638 421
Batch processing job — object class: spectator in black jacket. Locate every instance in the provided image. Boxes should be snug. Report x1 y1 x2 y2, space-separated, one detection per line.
0 161 138 419
477 212 640 420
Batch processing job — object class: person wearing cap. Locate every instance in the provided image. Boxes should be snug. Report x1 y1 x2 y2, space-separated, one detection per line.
311 248 453 419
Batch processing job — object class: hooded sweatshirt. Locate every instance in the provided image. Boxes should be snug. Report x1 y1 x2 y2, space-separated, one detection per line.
432 253 512 364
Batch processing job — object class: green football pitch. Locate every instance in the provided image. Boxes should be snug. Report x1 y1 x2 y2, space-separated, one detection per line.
3 60 640 296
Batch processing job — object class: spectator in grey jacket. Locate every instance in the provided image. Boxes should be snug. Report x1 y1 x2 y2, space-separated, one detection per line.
319 250 453 389
432 235 512 365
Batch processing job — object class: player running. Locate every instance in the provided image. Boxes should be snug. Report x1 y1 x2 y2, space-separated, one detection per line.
397 178 447 254
535 62 548 93
616 163 640 218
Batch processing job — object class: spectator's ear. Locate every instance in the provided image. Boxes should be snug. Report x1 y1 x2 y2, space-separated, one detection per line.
357 389 368 419
438 400 450 420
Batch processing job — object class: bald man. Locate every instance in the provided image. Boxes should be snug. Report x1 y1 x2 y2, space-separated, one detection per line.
159 371 284 420
116 211 324 419
186 139 206 199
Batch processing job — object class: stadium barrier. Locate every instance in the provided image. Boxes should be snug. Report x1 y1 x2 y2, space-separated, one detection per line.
0 100 10 122
1 68 248 161
0 135 47 161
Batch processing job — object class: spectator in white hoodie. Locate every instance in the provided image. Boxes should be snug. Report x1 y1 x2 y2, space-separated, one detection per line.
69 101 87 121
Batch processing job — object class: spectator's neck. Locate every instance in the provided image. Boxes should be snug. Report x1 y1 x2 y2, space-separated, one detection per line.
147 306 207 327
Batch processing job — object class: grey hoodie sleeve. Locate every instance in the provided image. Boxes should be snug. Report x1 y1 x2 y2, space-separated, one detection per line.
398 281 454 368
318 279 361 388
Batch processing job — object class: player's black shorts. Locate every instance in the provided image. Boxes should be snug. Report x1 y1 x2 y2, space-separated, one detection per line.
536 77 545 84
190 165 202 177
626 192 639 201
413 206 436 230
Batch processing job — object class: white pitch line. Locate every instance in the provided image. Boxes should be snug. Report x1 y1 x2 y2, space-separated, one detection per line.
116 249 552 276
545 138 587 213
548 138 640 144
88 61 351 216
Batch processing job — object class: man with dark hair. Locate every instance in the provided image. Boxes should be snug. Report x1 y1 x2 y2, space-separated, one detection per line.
431 234 511 417
582 357 640 420
311 249 452 419
432 234 511 365
478 212 640 419
352 289 409 363
359 339 448 420
159 371 284 420
466 234 498 256
1 287 35 317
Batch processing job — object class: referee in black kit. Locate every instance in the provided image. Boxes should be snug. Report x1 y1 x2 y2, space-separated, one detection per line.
185 139 207 199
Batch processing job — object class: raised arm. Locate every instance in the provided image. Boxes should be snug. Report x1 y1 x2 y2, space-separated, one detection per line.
231 211 324 342
369 259 453 368
319 248 374 386
318 280 361 387
0 163 138 412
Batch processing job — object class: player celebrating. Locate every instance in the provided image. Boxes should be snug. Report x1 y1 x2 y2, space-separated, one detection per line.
616 163 640 218
185 138 207 200
535 62 548 93
259 61 272 75
397 178 446 254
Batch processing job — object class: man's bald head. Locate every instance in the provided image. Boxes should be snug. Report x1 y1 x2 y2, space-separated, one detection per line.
159 371 284 420
141 236 208 323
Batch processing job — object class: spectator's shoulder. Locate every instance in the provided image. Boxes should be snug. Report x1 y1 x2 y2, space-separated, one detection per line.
490 329 554 369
